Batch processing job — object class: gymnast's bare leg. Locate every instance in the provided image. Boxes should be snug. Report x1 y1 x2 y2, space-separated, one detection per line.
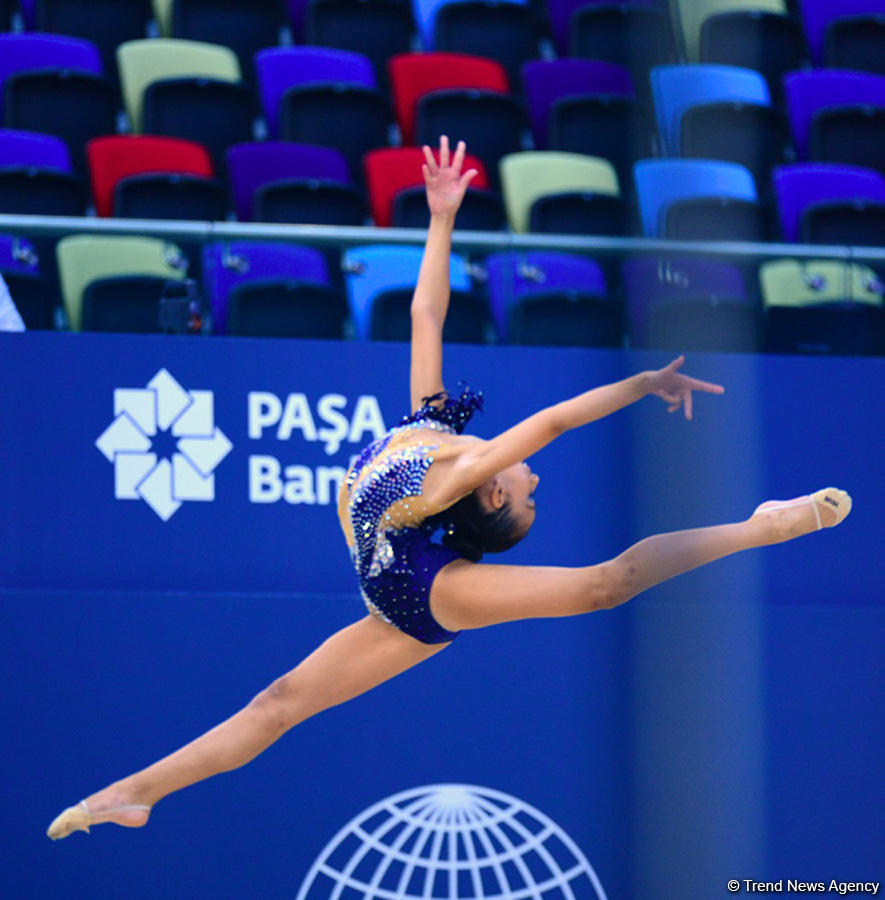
47 488 846 838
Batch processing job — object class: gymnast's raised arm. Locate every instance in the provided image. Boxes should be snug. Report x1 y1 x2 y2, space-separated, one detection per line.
408 136 478 413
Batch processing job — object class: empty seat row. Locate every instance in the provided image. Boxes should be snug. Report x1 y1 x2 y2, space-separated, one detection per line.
5 124 884 249
4 232 882 356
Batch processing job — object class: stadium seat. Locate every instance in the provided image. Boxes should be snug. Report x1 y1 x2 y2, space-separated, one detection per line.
665 195 771 240
279 85 389 187
621 256 750 347
800 198 885 246
568 4 677 100
699 9 808 101
528 192 629 236
202 241 332 335
547 95 653 196
633 158 757 237
671 0 788 61
227 280 349 339
256 46 377 139
784 68 885 163
226 142 351 221
142 78 256 174
760 258 885 354
507 292 624 347
434 1 542 90
368 287 493 343
799 0 884 65
86 134 215 217
0 129 86 216
253 180 367 225
2 71 118 182
522 59 634 149
414 90 528 189
414 0 528 50
646 296 762 352
680 102 793 195
364 146 489 227
388 52 509 145
499 151 619 233
34 0 153 83
772 162 885 241
549 0 657 56
117 38 241 133
114 173 227 221
650 63 770 157
342 244 471 339
304 0 413 92
810 105 885 173
824 13 885 75
81 274 173 333
56 235 188 331
391 186 506 230
169 0 287 86
483 251 608 339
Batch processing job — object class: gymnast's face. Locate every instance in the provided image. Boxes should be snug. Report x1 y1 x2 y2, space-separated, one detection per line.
485 460 540 534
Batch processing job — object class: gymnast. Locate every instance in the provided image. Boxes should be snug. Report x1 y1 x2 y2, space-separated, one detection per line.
48 136 851 840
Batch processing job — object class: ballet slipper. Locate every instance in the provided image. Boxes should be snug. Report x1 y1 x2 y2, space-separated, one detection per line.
753 487 852 530
47 799 151 840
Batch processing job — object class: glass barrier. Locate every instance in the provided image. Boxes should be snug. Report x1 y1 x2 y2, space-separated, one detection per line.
1 213 883 355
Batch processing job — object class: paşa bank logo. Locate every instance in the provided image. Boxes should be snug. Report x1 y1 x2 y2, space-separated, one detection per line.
95 368 232 521
297 784 608 900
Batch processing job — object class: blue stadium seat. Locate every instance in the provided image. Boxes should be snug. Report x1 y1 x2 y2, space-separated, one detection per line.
343 245 471 340
633 158 758 237
650 63 771 157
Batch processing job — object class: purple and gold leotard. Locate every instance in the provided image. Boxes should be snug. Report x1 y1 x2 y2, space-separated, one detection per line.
337 388 482 644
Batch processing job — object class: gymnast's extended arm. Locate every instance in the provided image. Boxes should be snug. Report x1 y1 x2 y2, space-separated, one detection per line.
429 358 726 507
408 136 478 413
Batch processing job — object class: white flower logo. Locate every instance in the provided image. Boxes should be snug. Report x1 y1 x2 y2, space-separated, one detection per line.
95 368 232 521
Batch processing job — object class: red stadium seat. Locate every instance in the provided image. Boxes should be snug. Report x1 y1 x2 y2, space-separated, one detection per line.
388 52 509 144
86 135 214 217
364 146 489 226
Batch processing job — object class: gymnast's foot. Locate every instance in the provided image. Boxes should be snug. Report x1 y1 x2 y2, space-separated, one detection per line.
752 487 851 542
47 786 151 839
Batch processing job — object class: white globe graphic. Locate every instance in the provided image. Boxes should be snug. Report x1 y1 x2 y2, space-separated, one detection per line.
296 784 608 900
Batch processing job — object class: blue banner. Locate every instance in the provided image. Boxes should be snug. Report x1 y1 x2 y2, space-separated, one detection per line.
1 334 882 899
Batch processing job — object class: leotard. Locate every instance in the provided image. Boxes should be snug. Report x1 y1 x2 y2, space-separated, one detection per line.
337 387 482 644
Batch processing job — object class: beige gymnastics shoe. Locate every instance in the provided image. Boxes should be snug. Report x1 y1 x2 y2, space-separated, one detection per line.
47 799 151 840
753 487 852 530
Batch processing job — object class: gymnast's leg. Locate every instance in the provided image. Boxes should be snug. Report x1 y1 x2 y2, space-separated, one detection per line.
430 488 850 631
47 615 447 838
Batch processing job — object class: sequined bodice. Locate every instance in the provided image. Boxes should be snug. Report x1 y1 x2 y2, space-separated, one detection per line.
338 419 462 580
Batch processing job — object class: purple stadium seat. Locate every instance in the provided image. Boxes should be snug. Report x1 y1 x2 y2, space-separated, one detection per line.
0 129 72 172
546 0 660 55
255 46 377 138
621 257 749 347
0 33 102 120
226 142 351 221
522 59 634 148
202 241 330 334
772 162 885 241
799 0 885 65
784 68 885 160
484 251 607 338
286 0 311 40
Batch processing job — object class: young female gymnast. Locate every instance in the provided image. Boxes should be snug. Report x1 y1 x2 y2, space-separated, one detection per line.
48 136 851 840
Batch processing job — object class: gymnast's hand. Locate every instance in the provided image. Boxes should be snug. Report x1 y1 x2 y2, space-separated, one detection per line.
647 356 725 420
422 136 479 220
